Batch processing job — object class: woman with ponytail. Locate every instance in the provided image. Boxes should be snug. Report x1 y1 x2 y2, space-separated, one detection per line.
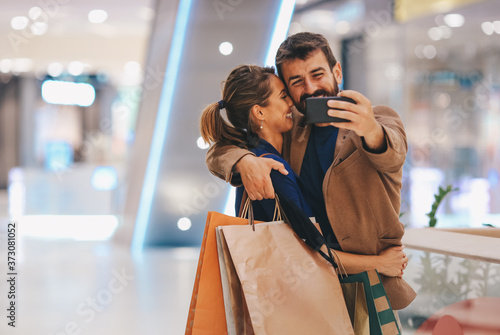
200 65 312 220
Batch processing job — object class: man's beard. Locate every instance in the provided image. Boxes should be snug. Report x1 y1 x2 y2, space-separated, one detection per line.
295 80 339 114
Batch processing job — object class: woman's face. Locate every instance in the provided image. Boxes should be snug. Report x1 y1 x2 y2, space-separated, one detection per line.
259 75 294 134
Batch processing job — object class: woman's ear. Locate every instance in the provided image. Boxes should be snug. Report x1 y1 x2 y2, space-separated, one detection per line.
251 105 265 121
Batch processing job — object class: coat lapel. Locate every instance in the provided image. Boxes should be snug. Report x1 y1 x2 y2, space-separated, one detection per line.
289 110 310 176
332 128 358 167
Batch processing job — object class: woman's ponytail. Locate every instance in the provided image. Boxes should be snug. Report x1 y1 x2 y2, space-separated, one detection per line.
200 102 222 144
200 102 245 146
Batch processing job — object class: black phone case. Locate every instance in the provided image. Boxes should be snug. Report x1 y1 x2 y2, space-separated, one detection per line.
305 96 356 123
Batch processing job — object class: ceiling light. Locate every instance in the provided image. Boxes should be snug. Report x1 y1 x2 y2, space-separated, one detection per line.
68 61 85 76
88 9 108 24
219 41 233 56
428 27 442 41
414 45 425 59
443 13 464 27
28 7 43 20
12 58 34 73
434 14 445 26
47 62 64 77
384 64 404 81
434 92 451 109
11 16 29 30
197 136 209 149
288 22 302 35
91 166 118 191
481 22 494 35
439 25 452 39
41 80 96 107
177 217 192 231
31 22 48 36
494 21 500 34
423 45 437 59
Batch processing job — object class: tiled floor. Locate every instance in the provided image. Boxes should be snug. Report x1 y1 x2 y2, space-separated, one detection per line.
0 236 198 335
0 189 199 334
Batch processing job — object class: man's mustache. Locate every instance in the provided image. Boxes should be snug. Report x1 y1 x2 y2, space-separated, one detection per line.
299 89 332 103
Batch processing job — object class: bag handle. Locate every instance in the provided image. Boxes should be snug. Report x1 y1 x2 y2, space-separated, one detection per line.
238 152 282 230
240 195 283 231
240 192 343 270
235 153 344 272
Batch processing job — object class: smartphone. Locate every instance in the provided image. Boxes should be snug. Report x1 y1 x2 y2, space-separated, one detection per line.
305 96 356 123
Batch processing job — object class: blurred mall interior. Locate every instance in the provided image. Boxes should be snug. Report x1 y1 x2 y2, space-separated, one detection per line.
0 0 499 333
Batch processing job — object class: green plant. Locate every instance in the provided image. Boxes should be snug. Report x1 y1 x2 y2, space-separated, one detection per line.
427 185 458 227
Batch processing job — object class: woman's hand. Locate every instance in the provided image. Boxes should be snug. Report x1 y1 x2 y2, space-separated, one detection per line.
376 246 408 278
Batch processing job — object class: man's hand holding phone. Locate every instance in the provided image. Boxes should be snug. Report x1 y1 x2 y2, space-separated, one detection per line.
313 90 387 152
305 96 356 124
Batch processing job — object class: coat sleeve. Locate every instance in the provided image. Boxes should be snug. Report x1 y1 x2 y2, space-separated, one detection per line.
361 105 408 174
205 144 255 186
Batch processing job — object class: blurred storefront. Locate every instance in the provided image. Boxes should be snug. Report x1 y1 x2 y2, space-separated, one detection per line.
0 0 499 241
291 0 500 230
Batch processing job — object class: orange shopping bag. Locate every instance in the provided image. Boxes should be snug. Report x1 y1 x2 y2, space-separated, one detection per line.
185 211 253 335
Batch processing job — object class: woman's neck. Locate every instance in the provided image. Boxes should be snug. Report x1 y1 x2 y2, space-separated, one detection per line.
257 129 283 154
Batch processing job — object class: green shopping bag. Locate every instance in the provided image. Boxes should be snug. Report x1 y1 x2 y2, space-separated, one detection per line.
340 269 401 335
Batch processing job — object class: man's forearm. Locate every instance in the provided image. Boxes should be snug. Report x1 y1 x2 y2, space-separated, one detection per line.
205 144 253 185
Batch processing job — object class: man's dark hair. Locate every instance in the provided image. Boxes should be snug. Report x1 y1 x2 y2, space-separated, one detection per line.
275 32 337 82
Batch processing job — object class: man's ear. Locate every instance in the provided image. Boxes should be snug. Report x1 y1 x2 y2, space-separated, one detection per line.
332 62 343 85
250 105 265 121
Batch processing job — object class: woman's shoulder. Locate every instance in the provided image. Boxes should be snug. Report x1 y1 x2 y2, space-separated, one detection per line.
255 151 288 166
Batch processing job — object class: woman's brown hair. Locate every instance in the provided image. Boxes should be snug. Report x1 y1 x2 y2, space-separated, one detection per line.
200 65 276 148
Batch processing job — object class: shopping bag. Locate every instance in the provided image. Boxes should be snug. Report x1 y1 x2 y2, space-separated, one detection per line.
340 269 401 335
185 211 257 335
218 221 355 335
272 193 401 334
217 195 284 335
216 225 255 335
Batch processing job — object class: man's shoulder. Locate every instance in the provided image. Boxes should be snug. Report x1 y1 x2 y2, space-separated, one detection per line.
373 104 399 117
373 105 404 126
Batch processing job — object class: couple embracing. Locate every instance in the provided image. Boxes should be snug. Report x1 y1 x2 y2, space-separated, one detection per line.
199 32 416 317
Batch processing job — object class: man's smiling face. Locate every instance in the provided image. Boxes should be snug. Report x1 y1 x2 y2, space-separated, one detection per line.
280 49 343 114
